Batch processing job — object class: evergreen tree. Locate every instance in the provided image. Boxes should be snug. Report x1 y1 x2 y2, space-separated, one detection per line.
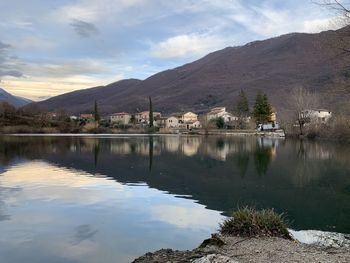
94 100 100 124
253 92 272 123
236 89 249 117
262 94 272 122
149 96 154 128
216 117 225 129
253 91 264 123
130 114 136 125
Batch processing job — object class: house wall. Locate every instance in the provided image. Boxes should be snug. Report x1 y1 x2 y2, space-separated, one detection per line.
166 117 179 128
110 114 131 125
135 112 161 124
181 112 198 123
300 110 332 123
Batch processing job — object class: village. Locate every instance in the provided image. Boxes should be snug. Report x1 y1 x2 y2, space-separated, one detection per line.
73 105 332 135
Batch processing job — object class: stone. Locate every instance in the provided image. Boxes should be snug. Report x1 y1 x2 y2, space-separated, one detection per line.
192 254 239 263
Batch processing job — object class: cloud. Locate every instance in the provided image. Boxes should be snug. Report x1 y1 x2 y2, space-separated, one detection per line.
49 0 149 24
303 16 344 33
151 204 223 229
0 70 23 78
70 19 99 38
152 34 227 59
0 42 11 49
0 41 23 78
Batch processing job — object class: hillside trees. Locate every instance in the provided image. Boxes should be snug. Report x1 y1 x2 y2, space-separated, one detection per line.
317 1 350 53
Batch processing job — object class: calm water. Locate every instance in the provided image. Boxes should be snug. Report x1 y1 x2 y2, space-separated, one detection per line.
0 135 350 263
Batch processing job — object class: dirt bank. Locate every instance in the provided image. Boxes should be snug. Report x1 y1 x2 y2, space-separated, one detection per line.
132 235 350 263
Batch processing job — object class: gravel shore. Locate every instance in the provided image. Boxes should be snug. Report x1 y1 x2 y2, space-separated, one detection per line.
132 235 350 263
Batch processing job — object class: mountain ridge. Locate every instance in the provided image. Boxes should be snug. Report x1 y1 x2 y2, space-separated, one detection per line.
0 88 32 108
35 27 350 115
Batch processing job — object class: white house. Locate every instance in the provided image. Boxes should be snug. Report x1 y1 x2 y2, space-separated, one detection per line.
110 112 132 125
135 111 161 124
206 107 237 123
176 112 198 123
188 120 202 129
166 116 179 128
299 109 332 124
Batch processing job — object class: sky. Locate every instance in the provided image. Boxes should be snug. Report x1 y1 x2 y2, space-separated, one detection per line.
0 0 343 101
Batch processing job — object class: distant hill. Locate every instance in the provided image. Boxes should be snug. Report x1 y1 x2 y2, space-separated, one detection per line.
35 26 350 115
34 79 142 114
0 88 32 107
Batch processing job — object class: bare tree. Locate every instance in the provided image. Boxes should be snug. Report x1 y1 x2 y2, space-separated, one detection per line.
289 87 320 135
315 1 350 52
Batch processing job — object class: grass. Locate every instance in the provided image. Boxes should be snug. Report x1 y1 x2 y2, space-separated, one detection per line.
219 207 291 239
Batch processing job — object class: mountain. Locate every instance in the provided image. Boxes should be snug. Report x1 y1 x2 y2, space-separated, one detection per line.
0 88 32 107
36 27 350 115
34 79 142 114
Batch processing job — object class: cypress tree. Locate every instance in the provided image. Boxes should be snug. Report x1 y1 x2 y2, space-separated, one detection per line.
94 100 100 124
149 96 154 128
236 89 249 117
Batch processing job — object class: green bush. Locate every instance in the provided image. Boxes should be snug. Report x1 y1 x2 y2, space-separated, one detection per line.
219 207 291 239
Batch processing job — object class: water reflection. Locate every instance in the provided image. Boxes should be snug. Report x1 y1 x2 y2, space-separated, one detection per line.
0 161 223 263
0 135 350 263
72 225 98 245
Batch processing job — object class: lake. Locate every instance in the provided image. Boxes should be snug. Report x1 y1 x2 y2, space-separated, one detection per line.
0 135 349 263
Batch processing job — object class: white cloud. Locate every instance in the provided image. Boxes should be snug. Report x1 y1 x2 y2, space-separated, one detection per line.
151 204 224 229
152 34 227 59
303 17 344 33
48 0 148 23
13 36 57 50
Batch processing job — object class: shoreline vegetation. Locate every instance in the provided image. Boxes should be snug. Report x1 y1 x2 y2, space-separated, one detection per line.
133 208 350 263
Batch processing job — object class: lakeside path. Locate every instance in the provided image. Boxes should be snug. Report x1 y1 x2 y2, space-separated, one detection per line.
133 235 350 263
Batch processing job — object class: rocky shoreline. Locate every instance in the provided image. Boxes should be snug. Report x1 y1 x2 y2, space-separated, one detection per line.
132 234 350 263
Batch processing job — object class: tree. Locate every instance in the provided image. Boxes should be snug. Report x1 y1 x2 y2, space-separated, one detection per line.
130 114 136 125
289 86 320 135
315 1 350 53
235 89 250 129
149 96 154 128
94 100 100 125
236 89 249 116
0 102 16 120
262 94 272 121
253 91 272 123
216 117 225 129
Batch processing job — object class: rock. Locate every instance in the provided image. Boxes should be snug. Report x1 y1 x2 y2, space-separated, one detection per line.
199 234 226 248
192 254 239 263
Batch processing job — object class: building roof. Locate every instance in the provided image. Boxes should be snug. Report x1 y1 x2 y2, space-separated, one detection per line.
111 112 130 116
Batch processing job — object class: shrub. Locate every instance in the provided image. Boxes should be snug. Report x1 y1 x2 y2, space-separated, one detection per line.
219 207 291 239
215 117 225 129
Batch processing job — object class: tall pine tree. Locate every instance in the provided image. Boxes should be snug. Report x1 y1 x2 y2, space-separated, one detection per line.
253 92 272 123
236 89 249 117
94 100 100 125
262 94 272 122
149 96 154 128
